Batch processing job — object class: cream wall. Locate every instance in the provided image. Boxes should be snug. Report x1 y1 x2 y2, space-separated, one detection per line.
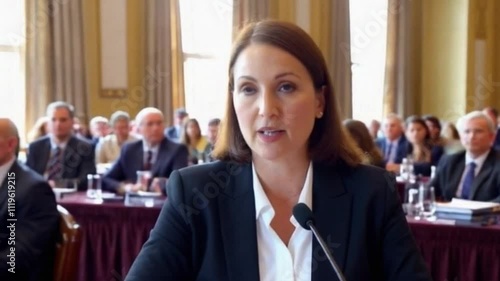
82 0 145 121
420 0 469 122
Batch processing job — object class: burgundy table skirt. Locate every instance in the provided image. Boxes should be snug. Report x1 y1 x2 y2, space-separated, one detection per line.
58 192 500 281
58 192 163 281
408 218 500 281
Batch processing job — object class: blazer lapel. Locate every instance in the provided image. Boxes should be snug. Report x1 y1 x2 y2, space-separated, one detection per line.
447 157 465 199
38 138 52 174
218 163 260 281
470 151 495 200
311 162 352 281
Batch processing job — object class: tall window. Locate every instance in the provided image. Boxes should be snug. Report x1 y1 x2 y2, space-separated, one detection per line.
179 0 233 134
0 0 25 142
349 0 388 124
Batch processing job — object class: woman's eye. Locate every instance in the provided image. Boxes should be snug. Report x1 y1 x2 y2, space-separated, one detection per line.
240 86 257 95
278 83 296 93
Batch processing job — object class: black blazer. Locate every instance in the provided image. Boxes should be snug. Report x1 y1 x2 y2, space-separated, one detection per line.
102 138 189 193
375 136 408 165
126 161 431 281
26 135 96 190
407 143 444 177
494 128 500 151
431 149 500 202
0 161 59 280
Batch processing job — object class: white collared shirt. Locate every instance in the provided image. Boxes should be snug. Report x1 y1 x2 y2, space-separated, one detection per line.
142 141 160 166
455 150 490 197
0 157 16 189
50 135 69 150
253 162 313 281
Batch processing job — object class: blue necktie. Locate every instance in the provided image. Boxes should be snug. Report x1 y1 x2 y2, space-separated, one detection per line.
461 162 477 199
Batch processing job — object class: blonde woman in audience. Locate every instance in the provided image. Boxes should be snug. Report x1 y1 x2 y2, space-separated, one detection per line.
180 118 208 164
405 116 444 176
343 119 384 168
441 122 464 154
95 111 138 164
27 116 49 143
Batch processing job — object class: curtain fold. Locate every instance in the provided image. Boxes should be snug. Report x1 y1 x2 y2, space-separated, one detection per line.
25 0 88 128
144 0 184 126
311 0 353 119
330 0 353 119
232 0 269 35
383 0 421 117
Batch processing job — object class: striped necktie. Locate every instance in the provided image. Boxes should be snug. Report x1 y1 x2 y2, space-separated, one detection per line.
143 150 153 171
47 147 63 180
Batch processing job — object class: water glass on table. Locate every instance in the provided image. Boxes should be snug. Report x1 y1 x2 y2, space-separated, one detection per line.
86 174 103 202
418 184 436 220
136 170 153 191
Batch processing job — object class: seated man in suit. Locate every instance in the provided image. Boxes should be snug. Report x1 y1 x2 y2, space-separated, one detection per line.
202 118 220 163
431 111 500 202
0 118 59 280
26 101 96 190
375 113 408 173
89 116 110 149
103 107 189 194
482 107 500 151
164 108 188 143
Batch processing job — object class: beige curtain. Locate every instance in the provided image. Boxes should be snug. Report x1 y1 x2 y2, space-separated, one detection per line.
144 0 184 126
383 0 422 117
233 0 269 34
330 0 353 119
25 0 88 128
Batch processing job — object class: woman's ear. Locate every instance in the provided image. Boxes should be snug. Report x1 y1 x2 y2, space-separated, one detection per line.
315 86 326 117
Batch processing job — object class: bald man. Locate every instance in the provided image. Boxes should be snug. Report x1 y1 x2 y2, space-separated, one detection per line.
103 107 189 194
0 119 59 280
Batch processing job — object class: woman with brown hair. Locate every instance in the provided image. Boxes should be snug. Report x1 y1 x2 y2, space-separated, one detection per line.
405 116 444 176
179 118 209 164
343 119 384 168
127 20 430 281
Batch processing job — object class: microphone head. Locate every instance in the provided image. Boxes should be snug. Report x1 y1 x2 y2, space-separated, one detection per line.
293 203 314 230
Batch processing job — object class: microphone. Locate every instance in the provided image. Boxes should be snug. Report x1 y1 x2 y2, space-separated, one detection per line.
293 203 347 281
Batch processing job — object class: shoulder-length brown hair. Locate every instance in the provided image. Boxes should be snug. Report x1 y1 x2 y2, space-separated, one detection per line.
212 20 363 166
343 119 383 167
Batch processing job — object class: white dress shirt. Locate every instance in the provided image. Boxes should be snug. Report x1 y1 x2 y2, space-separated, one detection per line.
0 157 16 189
142 141 160 167
253 162 313 281
455 150 490 197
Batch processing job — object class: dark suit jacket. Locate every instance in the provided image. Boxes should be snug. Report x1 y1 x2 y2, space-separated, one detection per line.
430 149 500 202
164 126 180 142
407 144 445 177
376 136 408 165
102 138 189 193
493 128 500 151
0 161 59 280
125 161 431 281
26 135 96 190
